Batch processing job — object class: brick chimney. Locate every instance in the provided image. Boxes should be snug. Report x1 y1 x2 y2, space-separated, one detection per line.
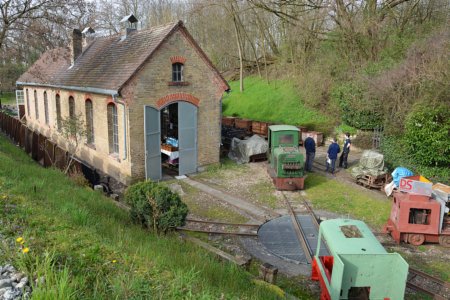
120 14 138 41
82 27 95 48
70 29 82 65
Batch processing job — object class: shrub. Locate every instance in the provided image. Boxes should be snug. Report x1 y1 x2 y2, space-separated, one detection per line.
125 181 188 234
404 103 450 167
331 82 383 130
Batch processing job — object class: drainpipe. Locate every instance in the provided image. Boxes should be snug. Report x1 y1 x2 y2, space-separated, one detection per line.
112 94 128 161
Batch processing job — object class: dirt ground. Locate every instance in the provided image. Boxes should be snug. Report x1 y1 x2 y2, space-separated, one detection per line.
169 147 449 292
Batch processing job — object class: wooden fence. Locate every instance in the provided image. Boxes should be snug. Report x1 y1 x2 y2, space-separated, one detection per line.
0 111 82 173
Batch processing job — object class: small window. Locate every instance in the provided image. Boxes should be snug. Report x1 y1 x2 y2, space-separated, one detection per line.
69 96 75 119
34 90 39 120
107 103 119 154
26 89 30 116
44 91 49 124
172 63 183 82
55 94 61 129
279 134 294 145
408 209 431 225
85 100 94 144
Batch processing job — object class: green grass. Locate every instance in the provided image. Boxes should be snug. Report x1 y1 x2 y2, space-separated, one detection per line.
223 76 331 131
0 92 16 105
304 173 391 229
0 134 284 299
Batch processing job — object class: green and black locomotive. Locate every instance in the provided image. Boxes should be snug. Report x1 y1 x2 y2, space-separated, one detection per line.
267 125 305 190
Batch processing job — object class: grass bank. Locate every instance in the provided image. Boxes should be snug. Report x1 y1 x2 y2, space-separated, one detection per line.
0 134 282 299
223 76 332 132
0 92 16 105
304 173 391 229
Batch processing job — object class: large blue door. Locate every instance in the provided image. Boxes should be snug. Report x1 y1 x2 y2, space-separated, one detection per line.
144 106 161 180
178 102 197 175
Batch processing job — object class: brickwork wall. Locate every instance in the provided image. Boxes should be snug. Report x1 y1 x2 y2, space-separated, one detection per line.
22 87 132 184
122 29 223 181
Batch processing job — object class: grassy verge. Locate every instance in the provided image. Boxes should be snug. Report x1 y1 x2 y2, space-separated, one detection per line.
0 134 282 299
0 91 16 105
304 173 391 229
223 76 331 132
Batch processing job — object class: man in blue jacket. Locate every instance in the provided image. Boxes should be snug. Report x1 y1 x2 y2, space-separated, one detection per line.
304 133 316 172
326 138 340 174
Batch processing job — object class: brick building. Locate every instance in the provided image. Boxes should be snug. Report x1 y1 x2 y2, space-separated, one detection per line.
17 18 229 184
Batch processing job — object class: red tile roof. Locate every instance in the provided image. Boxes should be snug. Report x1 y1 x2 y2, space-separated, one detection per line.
17 21 229 94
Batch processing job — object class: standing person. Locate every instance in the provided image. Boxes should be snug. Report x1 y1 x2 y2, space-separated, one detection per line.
326 138 340 174
339 132 351 169
304 133 316 172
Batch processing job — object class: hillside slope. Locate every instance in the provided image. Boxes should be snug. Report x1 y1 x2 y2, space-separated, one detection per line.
223 77 332 132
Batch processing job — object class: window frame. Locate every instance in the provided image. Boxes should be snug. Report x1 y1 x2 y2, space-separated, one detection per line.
55 94 61 130
85 99 95 145
43 91 49 124
68 96 75 119
107 103 119 154
172 63 184 82
26 89 30 116
34 90 39 120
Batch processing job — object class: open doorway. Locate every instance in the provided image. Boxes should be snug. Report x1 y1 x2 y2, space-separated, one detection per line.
160 103 179 177
144 102 197 181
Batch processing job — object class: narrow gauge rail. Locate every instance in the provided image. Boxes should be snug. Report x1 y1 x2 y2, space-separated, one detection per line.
407 268 450 300
281 192 315 263
177 218 260 236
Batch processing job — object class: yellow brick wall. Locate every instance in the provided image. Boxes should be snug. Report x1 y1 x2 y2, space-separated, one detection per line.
23 87 132 184
122 29 223 181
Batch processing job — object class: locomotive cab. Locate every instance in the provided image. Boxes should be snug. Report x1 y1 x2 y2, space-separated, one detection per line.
312 219 408 300
267 125 305 190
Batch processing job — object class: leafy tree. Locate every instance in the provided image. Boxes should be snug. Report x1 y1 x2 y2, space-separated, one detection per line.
404 103 450 167
58 113 88 174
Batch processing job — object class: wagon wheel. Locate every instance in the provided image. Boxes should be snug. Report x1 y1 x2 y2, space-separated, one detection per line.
438 235 450 247
408 234 425 246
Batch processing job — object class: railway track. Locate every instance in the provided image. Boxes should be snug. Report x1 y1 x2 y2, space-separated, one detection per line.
281 192 315 263
407 267 450 300
177 218 260 236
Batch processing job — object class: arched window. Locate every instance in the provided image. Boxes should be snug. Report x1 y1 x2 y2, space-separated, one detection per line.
34 90 39 120
26 89 30 116
68 96 75 119
172 63 183 82
55 94 61 129
44 91 49 124
107 103 119 154
85 100 94 144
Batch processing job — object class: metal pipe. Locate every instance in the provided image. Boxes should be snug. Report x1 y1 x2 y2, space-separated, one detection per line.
16 81 118 96
112 94 127 161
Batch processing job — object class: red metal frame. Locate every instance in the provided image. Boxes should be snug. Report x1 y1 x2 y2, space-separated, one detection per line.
384 191 450 245
311 256 333 300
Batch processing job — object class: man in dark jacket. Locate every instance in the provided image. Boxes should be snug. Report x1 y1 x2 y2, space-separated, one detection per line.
339 132 351 169
326 138 340 174
304 133 316 172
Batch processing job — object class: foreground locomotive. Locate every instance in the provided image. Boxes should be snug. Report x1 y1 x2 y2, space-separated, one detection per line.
312 219 409 300
267 125 305 190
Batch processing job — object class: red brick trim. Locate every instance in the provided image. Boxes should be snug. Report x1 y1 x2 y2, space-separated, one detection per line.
168 81 189 86
156 93 200 109
170 56 186 64
84 93 93 101
105 95 114 105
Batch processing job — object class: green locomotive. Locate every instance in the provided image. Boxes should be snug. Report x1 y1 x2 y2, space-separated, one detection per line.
267 125 305 190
